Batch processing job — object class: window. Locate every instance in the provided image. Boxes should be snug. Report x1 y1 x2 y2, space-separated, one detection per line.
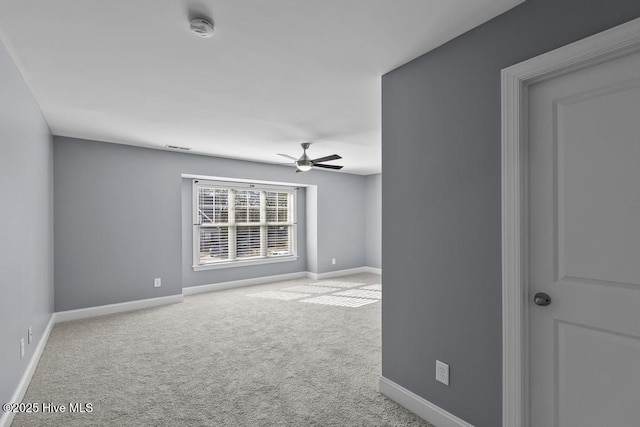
193 180 297 270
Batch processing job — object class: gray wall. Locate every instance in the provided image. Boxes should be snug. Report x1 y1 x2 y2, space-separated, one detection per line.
365 174 381 269
381 1 640 426
306 185 318 274
316 180 367 272
0 40 53 407
54 136 369 310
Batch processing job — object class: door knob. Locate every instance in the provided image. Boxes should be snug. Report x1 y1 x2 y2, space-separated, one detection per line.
534 292 551 306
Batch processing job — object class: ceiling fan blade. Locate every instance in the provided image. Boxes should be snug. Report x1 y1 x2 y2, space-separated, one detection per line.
277 153 298 161
311 154 341 163
313 163 343 170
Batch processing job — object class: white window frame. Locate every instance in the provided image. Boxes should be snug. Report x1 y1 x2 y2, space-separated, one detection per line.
192 179 298 271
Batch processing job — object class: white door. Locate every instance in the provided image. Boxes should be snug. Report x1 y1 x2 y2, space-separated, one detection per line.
528 48 640 427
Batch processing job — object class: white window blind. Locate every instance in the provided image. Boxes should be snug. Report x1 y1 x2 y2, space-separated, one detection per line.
193 180 296 269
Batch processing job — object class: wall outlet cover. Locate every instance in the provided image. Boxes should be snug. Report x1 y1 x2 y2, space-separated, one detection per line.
436 360 449 386
154 278 161 288
20 338 25 359
28 326 33 344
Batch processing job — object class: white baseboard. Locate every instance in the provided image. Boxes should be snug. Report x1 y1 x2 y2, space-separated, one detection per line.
54 294 184 323
362 266 382 275
183 272 308 295
379 376 474 427
0 315 55 427
183 268 381 295
310 266 381 280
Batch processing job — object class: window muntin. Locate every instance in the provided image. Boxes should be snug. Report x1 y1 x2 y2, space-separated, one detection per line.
193 180 296 269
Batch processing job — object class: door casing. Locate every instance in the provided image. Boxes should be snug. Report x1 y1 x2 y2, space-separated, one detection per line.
501 16 640 427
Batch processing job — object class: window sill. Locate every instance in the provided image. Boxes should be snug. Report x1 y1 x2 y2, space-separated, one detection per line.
193 255 299 271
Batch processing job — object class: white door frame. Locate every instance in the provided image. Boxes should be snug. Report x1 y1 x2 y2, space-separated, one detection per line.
501 17 640 427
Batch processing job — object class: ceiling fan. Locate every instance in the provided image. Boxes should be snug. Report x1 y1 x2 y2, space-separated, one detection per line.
278 142 343 172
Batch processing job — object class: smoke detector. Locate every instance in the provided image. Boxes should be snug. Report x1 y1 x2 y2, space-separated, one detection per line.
190 17 214 38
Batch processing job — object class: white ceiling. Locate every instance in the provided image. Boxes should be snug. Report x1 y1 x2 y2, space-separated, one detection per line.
0 0 522 174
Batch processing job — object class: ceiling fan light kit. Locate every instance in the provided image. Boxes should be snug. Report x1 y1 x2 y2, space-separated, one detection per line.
296 161 313 172
278 142 343 172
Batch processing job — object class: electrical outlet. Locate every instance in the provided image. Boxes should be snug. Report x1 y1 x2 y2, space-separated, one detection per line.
436 360 449 386
331 258 336 265
154 278 161 288
20 338 25 359
28 326 33 344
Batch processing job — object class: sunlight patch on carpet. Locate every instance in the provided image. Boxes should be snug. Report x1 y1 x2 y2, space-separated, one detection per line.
247 291 311 300
300 295 378 307
334 289 381 299
280 285 340 294
309 281 364 288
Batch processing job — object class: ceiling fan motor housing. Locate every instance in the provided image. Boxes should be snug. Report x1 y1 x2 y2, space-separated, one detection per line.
296 143 312 170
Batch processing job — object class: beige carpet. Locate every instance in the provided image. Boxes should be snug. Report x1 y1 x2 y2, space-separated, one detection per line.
13 273 433 426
